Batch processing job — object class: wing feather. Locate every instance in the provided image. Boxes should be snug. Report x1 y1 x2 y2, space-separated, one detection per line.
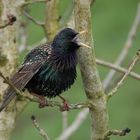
0 44 51 111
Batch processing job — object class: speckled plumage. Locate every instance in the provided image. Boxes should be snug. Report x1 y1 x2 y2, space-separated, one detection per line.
0 28 80 111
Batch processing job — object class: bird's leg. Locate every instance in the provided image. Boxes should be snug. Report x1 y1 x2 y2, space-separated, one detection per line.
58 95 69 111
31 93 48 108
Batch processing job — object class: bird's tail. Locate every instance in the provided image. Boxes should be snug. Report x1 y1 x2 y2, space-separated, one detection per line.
0 91 16 112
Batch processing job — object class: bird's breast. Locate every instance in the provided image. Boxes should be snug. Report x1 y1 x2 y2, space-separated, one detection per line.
26 62 77 98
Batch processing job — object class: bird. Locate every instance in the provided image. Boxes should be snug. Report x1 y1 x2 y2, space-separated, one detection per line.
0 28 89 112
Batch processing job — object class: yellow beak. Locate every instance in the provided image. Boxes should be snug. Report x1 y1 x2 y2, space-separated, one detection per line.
73 30 91 48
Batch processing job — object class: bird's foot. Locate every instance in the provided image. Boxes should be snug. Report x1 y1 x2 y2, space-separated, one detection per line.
62 100 69 111
59 95 69 111
31 93 48 108
38 96 48 108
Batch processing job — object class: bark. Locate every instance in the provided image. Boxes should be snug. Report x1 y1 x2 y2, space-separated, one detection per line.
74 0 109 140
0 1 28 140
45 0 60 41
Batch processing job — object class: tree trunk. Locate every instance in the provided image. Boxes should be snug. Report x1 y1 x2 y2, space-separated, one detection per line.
74 0 109 139
0 1 28 140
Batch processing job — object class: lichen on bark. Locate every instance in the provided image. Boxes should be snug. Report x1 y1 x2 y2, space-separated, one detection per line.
0 1 28 140
74 0 109 140
45 0 60 41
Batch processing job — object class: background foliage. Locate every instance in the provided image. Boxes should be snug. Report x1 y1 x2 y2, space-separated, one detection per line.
12 0 140 140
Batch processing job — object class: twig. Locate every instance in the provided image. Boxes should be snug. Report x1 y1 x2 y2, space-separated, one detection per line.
0 71 89 110
31 115 50 140
59 0 74 27
22 0 48 7
56 109 89 140
108 50 140 99
23 11 47 36
105 128 131 138
0 14 16 29
103 3 140 89
96 58 140 81
25 94 89 110
23 11 44 26
62 112 68 131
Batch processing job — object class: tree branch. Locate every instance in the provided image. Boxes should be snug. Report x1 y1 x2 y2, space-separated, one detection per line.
31 115 50 140
108 49 140 99
23 11 44 26
21 0 48 7
74 0 109 140
61 111 68 131
0 14 16 29
23 11 47 36
0 1 28 140
96 58 140 81
45 0 60 41
59 0 74 27
105 128 131 137
56 109 89 140
103 2 140 89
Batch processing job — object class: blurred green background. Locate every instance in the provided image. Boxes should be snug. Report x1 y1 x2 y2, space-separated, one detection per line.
12 0 140 140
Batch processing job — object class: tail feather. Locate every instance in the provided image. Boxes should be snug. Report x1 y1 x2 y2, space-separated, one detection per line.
0 92 16 112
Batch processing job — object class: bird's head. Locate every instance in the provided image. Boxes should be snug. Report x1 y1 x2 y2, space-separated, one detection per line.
50 28 90 70
52 28 89 54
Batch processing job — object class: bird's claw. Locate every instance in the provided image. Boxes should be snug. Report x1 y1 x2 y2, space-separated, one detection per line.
58 95 69 111
60 100 69 111
38 97 48 108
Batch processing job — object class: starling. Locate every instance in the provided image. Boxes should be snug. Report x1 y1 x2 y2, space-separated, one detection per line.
0 28 89 111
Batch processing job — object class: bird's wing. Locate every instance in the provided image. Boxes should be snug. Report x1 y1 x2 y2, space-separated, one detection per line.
0 44 51 111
